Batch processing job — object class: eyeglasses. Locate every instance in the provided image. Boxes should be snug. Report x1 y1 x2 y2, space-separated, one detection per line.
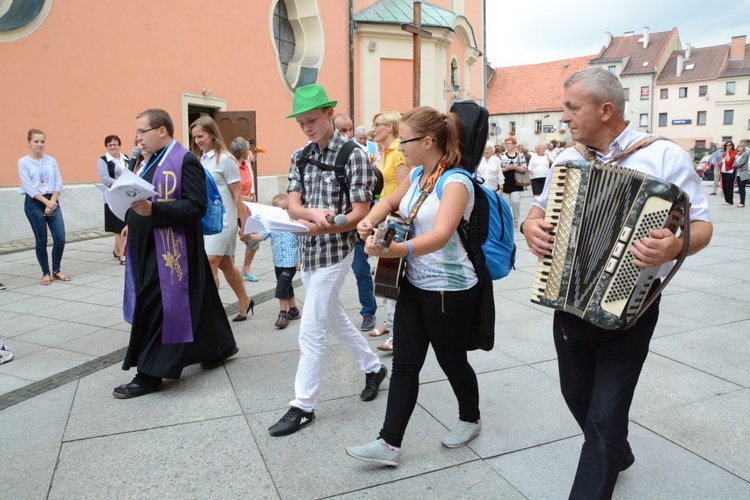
399 136 426 146
136 127 159 137
373 122 387 128
106 143 120 148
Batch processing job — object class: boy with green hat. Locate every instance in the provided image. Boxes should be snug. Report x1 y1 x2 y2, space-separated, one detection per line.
268 84 387 437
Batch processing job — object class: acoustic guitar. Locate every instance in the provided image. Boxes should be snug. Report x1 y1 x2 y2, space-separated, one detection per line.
373 214 410 300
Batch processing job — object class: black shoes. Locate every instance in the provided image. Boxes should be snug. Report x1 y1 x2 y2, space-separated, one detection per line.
275 311 291 329
287 307 300 320
620 447 635 472
233 299 255 322
268 406 316 436
360 315 376 331
113 381 163 399
200 345 239 369
361 365 387 401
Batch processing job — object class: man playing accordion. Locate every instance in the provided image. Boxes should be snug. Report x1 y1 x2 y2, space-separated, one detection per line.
521 68 713 499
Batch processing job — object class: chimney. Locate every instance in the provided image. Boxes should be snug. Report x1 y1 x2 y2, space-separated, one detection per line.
685 43 692 60
642 26 650 49
604 31 612 49
676 54 684 77
730 35 747 59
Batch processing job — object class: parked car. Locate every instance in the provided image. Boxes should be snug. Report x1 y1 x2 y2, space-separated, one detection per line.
695 154 713 181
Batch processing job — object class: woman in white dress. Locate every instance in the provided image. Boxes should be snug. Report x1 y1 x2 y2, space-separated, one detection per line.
190 116 253 321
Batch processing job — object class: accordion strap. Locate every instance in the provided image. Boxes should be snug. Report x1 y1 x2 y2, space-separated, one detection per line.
575 136 669 164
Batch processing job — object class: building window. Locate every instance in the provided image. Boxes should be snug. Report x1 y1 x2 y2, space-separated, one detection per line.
272 0 323 90
510 121 516 133
660 88 668 99
639 114 648 127
679 87 688 98
726 82 736 95
450 59 459 91
623 88 629 101
695 140 706 150
699 85 708 96
608 65 617 74
0 0 52 42
658 113 668 127
535 120 542 132
640 86 650 100
722 136 733 144
697 111 707 126
724 110 734 125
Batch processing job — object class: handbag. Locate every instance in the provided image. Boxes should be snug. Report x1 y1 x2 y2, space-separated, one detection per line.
738 166 750 182
514 169 531 187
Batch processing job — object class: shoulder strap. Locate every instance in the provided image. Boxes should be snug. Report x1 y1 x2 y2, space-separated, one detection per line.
575 136 669 163
436 167 472 199
333 140 358 168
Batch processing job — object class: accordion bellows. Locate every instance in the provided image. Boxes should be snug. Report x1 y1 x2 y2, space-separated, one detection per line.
531 160 688 330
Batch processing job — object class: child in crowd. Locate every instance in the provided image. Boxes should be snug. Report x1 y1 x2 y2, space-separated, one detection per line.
243 194 301 329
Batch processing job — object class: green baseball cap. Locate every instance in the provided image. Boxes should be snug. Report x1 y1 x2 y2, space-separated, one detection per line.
286 84 338 119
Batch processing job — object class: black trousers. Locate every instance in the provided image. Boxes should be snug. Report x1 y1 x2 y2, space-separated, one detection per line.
721 171 735 204
554 285 661 500
379 279 480 447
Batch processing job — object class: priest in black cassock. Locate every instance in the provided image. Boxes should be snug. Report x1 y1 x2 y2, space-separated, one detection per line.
114 108 238 399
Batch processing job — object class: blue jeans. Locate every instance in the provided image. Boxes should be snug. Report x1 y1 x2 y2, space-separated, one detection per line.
351 241 377 317
24 195 66 276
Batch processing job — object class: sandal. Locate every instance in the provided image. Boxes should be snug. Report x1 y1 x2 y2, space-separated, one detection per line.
40 274 52 286
738 204 745 208
52 271 71 282
368 325 390 337
119 257 127 265
377 337 394 352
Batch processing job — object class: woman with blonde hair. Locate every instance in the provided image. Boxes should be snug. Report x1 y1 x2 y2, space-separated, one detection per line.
368 110 412 351
347 106 483 466
190 116 253 321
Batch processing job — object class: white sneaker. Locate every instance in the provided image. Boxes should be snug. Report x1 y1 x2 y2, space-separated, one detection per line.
346 438 400 466
0 349 13 364
441 419 482 448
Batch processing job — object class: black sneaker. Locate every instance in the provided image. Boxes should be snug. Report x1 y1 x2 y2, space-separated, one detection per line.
360 365 387 401
268 406 315 436
288 307 300 320
361 315 376 331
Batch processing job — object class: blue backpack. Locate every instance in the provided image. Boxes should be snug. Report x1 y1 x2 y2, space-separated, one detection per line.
434 168 516 280
200 168 225 235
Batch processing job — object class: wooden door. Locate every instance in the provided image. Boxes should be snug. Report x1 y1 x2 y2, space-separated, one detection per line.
214 111 257 190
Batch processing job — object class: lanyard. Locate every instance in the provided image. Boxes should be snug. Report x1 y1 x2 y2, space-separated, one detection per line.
404 162 445 223
139 140 175 179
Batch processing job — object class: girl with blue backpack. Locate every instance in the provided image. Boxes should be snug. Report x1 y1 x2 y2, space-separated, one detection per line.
346 106 483 466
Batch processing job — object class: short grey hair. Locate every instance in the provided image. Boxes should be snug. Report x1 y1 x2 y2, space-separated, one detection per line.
229 137 250 160
355 125 368 137
564 68 625 116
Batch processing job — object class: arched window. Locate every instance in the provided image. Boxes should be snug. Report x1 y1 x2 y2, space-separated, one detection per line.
271 0 323 91
0 0 52 42
450 58 459 91
273 1 295 77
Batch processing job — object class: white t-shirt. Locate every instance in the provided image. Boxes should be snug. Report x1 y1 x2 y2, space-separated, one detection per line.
400 169 477 291
475 155 502 191
528 153 551 180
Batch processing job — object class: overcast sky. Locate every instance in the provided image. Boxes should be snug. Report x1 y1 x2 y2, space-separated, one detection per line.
485 0 750 68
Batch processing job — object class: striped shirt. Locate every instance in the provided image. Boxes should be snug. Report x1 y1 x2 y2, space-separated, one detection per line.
287 130 376 271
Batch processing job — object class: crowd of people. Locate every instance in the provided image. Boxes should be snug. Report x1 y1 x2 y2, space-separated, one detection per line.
3 68 724 498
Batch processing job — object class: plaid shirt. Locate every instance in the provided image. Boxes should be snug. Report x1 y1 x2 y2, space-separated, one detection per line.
260 231 299 268
287 131 376 271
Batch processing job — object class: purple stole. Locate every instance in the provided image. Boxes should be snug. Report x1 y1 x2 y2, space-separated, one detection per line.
123 141 194 344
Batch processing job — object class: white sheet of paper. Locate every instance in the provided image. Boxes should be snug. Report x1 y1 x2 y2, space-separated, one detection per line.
242 202 309 233
96 169 157 221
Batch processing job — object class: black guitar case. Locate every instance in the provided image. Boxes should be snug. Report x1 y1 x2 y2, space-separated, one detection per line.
450 100 490 175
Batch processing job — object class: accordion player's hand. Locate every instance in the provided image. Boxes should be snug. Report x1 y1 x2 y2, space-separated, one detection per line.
522 218 555 258
630 228 682 268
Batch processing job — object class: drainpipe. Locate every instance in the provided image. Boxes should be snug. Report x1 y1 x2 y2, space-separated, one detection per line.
349 0 355 123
